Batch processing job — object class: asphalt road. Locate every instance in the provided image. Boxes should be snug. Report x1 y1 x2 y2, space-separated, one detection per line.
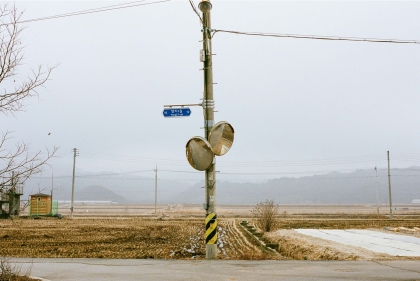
8 258 420 281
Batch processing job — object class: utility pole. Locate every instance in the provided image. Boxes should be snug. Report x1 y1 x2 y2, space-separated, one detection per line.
154 165 157 215
199 0 217 259
51 171 54 198
374 166 379 218
387 151 393 220
70 148 78 219
51 171 54 215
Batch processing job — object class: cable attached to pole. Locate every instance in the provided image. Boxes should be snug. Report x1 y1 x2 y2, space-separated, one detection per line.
212 29 420 45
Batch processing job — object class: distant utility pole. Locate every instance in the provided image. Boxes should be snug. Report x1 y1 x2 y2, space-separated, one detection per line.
387 151 393 220
199 0 218 260
374 166 379 218
51 171 54 198
51 171 54 215
154 165 158 215
70 148 78 219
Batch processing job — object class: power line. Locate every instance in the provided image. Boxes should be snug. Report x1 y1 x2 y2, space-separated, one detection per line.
27 170 420 181
212 29 420 45
15 0 170 25
79 151 388 165
79 154 183 164
25 174 420 186
76 151 420 169
78 170 154 177
159 169 201 174
56 175 153 181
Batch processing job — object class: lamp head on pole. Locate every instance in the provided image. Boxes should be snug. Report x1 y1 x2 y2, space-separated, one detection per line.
198 0 212 12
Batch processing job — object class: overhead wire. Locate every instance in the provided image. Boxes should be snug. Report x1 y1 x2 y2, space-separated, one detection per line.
79 151 387 165
211 29 420 45
27 168 420 181
14 0 170 25
8 2 419 194
77 170 154 177
76 150 420 172
19 149 420 182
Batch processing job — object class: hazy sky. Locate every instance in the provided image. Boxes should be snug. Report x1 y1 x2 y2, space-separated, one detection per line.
4 1 420 183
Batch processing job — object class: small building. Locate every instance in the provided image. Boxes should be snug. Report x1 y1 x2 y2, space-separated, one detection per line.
30 193 52 216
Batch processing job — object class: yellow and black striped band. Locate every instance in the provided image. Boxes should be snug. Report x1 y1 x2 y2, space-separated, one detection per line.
205 213 217 244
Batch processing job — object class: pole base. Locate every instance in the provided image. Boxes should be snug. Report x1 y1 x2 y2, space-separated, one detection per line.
206 244 217 259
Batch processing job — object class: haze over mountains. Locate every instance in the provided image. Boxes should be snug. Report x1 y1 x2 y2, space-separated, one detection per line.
25 167 420 205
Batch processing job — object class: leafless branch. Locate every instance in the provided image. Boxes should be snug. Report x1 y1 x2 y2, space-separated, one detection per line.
0 4 57 197
0 132 58 189
0 3 55 116
188 0 202 23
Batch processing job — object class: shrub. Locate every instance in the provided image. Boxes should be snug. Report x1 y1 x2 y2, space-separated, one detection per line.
252 200 279 232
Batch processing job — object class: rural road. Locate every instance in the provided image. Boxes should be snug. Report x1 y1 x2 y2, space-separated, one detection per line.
9 258 420 281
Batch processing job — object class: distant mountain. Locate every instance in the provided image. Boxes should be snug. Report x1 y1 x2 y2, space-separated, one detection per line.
75 185 128 203
24 174 192 204
175 167 420 205
23 167 420 205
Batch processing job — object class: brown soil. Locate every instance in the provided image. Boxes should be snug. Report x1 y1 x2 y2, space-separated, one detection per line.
0 217 274 260
0 217 418 261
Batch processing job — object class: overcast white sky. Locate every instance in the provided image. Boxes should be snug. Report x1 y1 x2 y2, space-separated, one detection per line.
4 1 420 183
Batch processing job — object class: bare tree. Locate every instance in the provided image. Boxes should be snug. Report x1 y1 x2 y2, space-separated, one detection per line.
252 200 279 233
0 4 55 115
0 4 57 197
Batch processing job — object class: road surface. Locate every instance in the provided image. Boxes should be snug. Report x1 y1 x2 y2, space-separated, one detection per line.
8 258 420 281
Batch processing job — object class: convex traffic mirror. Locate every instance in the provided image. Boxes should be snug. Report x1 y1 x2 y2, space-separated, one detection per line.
186 122 234 171
186 137 214 171
208 121 234 156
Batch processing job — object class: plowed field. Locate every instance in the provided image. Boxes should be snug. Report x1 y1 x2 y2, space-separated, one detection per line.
0 218 273 260
1 217 419 260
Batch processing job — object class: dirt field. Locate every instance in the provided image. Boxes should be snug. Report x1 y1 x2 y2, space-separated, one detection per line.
1 216 419 261
50 203 420 218
2 204 419 260
0 217 273 260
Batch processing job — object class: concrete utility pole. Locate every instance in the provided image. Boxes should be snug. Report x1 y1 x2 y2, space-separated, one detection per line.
70 148 78 219
375 166 379 218
51 171 54 198
199 0 217 259
51 171 54 214
387 151 393 220
154 165 157 215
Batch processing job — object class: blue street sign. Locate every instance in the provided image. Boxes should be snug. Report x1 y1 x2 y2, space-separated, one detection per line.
162 107 191 117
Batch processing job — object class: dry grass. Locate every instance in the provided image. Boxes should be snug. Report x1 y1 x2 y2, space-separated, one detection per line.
1 216 418 261
0 258 36 281
273 235 358 261
0 217 275 260
1 218 203 259
272 218 420 230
